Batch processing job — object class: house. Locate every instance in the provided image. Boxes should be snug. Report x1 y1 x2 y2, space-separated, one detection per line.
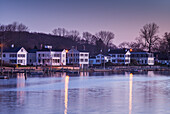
154 52 170 65
130 52 154 65
66 49 89 68
27 49 38 66
108 49 131 65
36 49 66 66
1 47 27 65
89 54 111 66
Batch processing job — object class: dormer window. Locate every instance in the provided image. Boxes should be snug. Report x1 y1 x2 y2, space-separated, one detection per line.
21 49 23 52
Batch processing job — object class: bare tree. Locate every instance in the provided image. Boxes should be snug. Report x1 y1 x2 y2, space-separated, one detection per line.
52 28 68 37
95 31 115 48
82 32 93 44
140 23 159 52
0 24 5 31
67 30 80 41
17 23 28 32
118 42 130 48
164 32 170 52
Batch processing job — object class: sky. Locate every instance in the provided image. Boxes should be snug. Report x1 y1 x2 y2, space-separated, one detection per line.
0 0 170 46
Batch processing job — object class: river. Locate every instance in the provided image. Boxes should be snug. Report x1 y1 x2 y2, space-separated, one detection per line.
0 71 170 114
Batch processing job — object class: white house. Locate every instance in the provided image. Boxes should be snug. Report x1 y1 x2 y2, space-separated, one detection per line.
36 49 66 66
108 49 131 65
130 52 154 65
2 47 27 65
67 49 89 68
27 49 38 65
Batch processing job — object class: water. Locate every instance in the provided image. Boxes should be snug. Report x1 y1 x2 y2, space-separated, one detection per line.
0 71 170 114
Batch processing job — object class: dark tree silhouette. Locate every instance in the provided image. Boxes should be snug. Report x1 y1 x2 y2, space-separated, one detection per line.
140 23 159 52
95 31 114 48
82 32 93 44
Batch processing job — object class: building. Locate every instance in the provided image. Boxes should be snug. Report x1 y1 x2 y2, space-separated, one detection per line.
27 49 38 66
1 47 27 65
89 54 111 66
108 49 131 65
36 49 66 66
131 52 154 65
154 52 170 65
67 49 89 68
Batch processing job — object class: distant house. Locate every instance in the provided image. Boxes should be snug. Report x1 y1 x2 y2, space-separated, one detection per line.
27 49 38 66
108 49 131 65
89 54 111 66
154 52 170 65
131 52 154 65
67 49 89 68
36 49 66 66
1 47 27 65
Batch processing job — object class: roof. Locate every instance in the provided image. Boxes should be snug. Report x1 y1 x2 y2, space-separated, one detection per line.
37 48 64 52
108 49 128 54
28 49 38 53
3 47 23 53
78 50 89 52
131 51 152 54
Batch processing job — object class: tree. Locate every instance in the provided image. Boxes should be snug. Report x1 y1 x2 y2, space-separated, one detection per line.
67 30 80 41
17 23 28 32
95 31 115 48
140 23 159 52
118 42 130 48
82 32 93 44
164 32 170 52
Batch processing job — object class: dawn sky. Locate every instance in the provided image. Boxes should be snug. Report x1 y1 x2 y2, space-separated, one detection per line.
1 0 170 45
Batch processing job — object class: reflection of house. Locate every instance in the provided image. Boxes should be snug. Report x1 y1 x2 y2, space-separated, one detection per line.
66 49 89 68
2 47 27 65
131 52 154 65
36 49 66 66
108 49 131 65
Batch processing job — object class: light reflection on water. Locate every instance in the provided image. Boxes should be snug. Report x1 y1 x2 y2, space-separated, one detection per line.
0 71 170 114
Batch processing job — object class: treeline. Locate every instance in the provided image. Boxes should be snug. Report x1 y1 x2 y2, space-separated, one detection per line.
0 22 170 55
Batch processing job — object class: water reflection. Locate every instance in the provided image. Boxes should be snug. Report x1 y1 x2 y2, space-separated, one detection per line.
64 75 69 114
129 73 133 114
17 73 26 106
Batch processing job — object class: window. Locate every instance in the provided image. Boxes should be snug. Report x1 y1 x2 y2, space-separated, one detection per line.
112 59 116 62
85 59 88 62
112 55 116 57
10 54 17 57
18 54 25 58
85 54 88 56
21 49 23 52
18 60 23 63
80 59 83 62
3 54 6 57
80 54 84 56
30 59 32 62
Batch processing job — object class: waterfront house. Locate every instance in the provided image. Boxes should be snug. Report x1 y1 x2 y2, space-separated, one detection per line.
67 49 89 68
108 48 131 65
89 54 111 66
130 51 154 65
154 52 170 65
36 49 66 66
2 47 27 65
27 49 38 66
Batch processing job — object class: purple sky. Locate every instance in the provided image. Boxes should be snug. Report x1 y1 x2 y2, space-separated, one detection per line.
1 0 170 46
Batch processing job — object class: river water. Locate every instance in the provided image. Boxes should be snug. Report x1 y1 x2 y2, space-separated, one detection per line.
0 71 170 114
